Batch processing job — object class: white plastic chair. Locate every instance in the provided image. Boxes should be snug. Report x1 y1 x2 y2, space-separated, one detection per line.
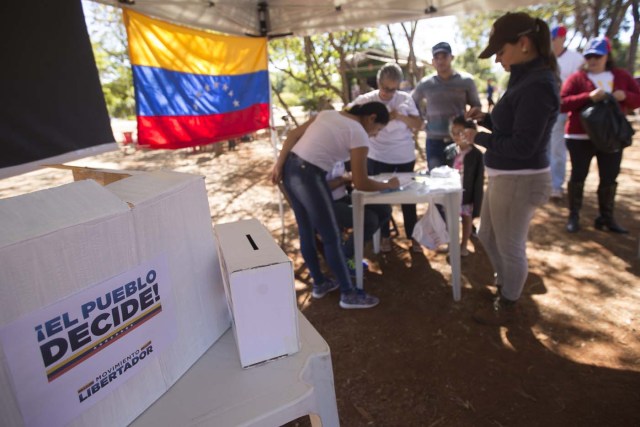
130 311 339 427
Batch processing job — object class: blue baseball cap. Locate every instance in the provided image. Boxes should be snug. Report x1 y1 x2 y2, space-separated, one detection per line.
583 37 610 56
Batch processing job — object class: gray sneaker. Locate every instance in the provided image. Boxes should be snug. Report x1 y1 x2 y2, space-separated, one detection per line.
550 188 564 200
311 279 339 299
339 290 379 309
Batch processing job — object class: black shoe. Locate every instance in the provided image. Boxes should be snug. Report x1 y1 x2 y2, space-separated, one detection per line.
594 216 628 234
566 214 580 233
595 183 628 234
482 284 502 302
473 295 517 326
566 182 584 233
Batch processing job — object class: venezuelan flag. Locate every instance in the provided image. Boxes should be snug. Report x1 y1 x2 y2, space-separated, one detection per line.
124 10 269 149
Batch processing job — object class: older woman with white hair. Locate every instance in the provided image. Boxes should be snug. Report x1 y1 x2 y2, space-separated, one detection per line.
349 63 424 253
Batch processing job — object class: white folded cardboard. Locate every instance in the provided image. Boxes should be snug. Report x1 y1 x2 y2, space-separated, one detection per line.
106 171 231 386
214 218 300 368
0 171 230 427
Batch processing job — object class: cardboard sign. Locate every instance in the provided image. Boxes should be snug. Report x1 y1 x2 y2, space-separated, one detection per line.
0 256 175 427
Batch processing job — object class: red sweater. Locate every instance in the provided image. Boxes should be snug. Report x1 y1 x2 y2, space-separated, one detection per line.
560 68 640 135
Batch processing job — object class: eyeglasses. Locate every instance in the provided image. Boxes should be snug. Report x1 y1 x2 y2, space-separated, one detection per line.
585 54 603 60
379 85 398 93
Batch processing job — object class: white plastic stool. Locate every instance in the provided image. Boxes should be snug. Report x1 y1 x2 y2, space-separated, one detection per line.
130 312 339 426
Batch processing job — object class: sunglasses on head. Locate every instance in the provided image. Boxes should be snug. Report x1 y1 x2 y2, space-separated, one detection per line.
585 54 603 60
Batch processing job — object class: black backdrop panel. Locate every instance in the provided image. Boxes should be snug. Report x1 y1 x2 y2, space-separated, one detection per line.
0 0 115 175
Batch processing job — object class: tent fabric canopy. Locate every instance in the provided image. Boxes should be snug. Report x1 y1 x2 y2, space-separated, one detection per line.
96 0 542 38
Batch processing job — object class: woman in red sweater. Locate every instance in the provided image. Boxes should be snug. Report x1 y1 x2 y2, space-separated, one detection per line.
561 37 640 233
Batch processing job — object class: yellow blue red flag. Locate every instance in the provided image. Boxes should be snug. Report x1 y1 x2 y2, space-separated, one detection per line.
123 10 269 149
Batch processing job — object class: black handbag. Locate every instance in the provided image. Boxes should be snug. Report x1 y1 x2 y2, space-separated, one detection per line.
579 93 635 153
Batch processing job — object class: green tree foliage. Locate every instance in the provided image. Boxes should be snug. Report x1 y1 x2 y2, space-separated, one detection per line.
83 1 135 118
456 0 638 79
268 28 380 112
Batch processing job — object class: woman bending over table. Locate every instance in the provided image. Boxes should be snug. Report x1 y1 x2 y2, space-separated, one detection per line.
270 102 399 309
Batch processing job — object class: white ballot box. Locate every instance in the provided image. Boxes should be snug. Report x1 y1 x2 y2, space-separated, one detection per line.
214 218 300 368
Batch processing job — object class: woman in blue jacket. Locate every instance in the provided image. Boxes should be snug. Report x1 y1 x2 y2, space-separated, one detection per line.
464 12 559 325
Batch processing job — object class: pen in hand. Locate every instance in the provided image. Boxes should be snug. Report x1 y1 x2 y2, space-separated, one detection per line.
386 172 400 191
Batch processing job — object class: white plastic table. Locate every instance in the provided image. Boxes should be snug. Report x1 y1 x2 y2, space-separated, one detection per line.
130 312 339 427
352 172 463 301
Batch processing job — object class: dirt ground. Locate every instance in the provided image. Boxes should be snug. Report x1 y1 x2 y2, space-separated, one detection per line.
1 127 639 426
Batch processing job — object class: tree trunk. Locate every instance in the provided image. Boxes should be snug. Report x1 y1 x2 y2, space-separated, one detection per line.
386 25 399 64
328 33 350 103
628 0 639 74
271 84 299 127
593 0 604 35
401 22 419 87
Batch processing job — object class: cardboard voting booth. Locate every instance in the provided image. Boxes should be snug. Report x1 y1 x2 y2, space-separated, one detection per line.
0 170 231 427
214 219 300 368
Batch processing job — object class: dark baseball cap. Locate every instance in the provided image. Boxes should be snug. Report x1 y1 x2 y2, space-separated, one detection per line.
479 12 539 59
432 42 452 56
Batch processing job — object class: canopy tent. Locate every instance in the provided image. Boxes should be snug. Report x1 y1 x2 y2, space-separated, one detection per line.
96 0 544 38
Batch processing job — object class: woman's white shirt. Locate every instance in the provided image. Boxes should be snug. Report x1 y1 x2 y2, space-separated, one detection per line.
350 91 419 164
565 71 614 140
291 110 369 171
587 71 614 93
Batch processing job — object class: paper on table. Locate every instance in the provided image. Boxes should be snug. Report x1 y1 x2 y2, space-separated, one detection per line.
373 172 414 188
430 166 457 178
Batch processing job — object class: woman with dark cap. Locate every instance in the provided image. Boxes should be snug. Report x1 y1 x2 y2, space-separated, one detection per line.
561 36 640 234
270 102 399 309
462 12 559 325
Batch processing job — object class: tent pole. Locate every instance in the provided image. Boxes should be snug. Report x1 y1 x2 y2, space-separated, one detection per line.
267 47 286 245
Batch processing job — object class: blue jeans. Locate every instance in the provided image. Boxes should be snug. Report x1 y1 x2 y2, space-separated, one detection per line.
367 158 417 237
426 138 449 171
283 153 352 293
548 113 568 191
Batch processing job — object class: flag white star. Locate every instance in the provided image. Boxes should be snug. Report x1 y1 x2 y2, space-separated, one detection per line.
213 82 220 89
205 84 210 91
233 100 240 107
222 83 228 91
228 90 234 97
